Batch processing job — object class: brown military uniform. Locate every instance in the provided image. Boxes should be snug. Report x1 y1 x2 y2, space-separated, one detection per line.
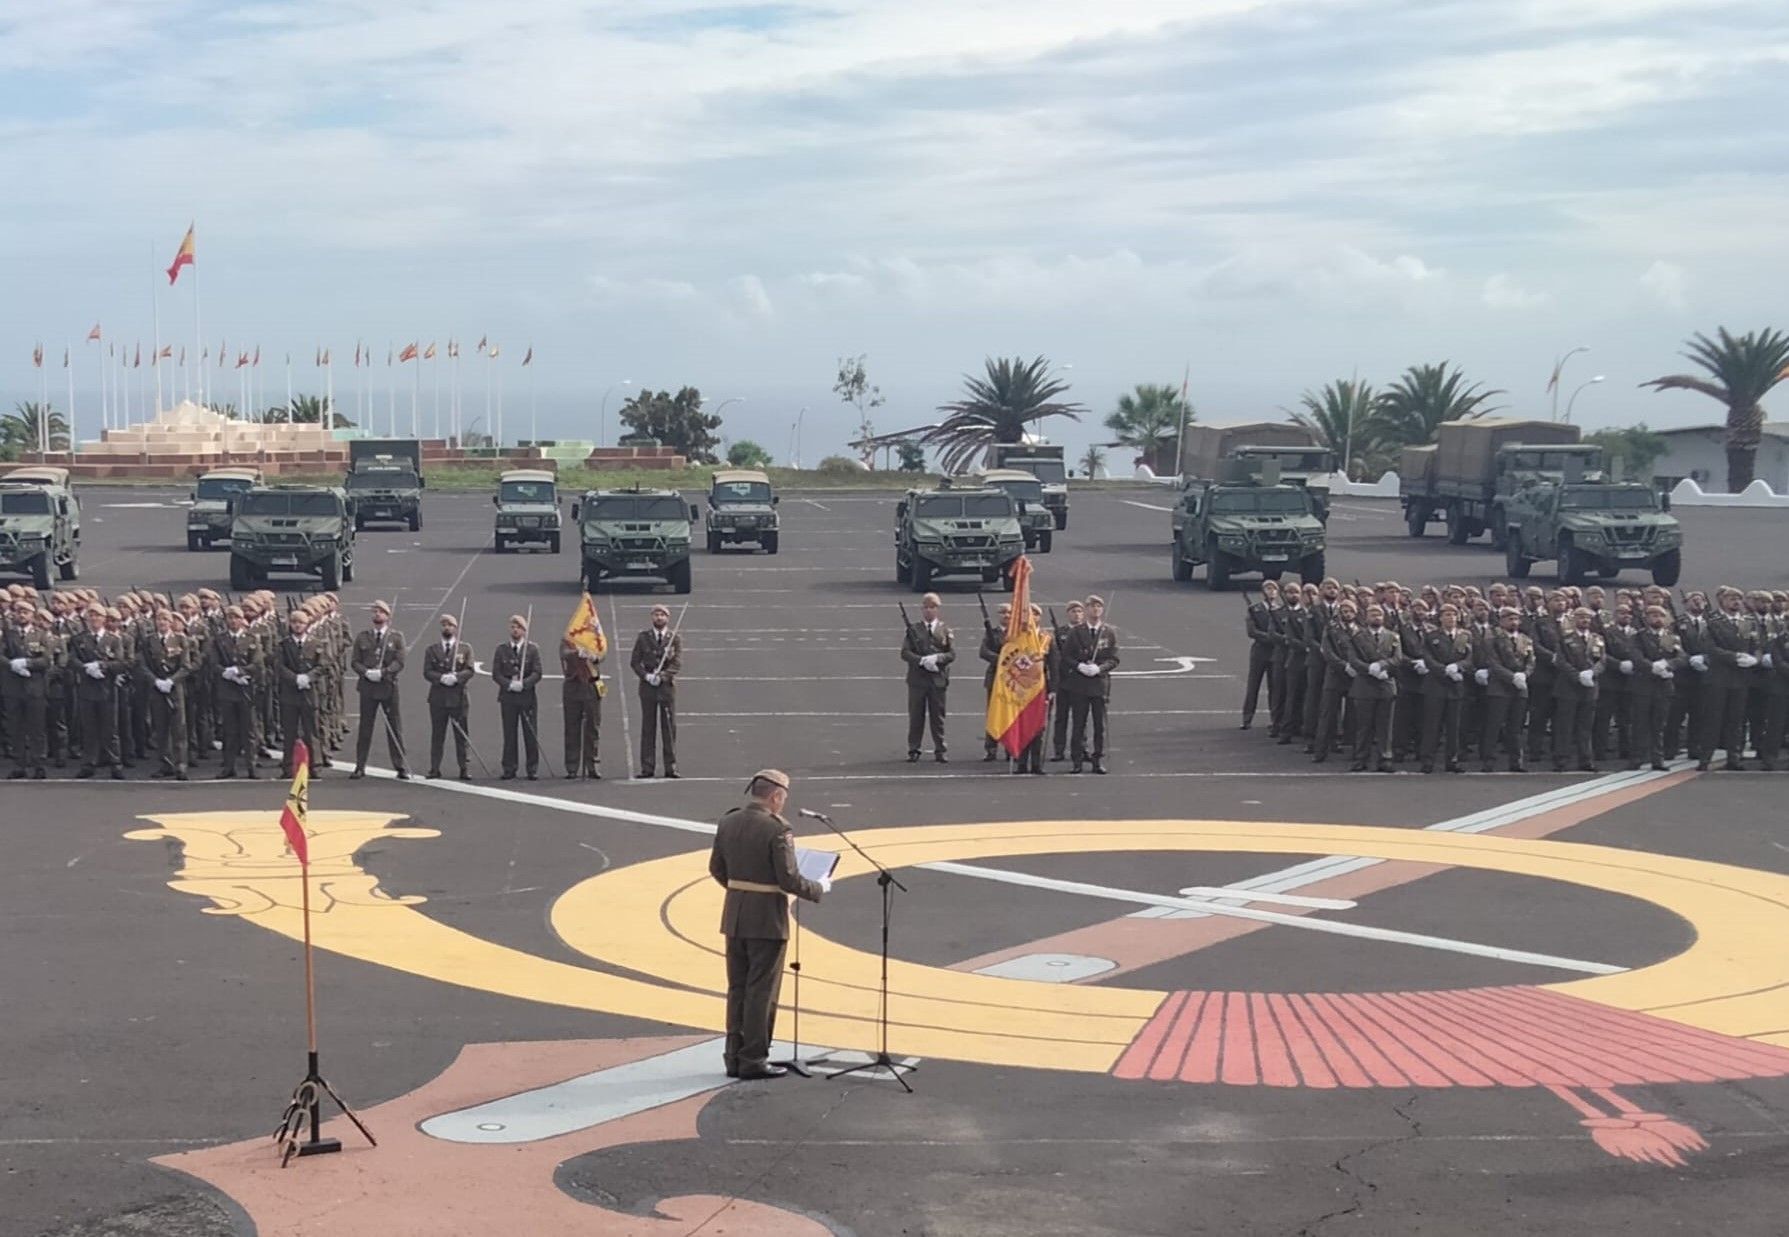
211 627 263 777
630 627 681 776
491 638 543 778
422 635 476 777
351 625 408 774
560 643 603 778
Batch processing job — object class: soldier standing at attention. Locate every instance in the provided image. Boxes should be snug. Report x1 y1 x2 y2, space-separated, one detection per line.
980 601 1013 761
1480 607 1534 773
492 614 543 780
1526 591 1568 764
1061 593 1120 774
1596 602 1640 765
3 598 53 779
1311 594 1355 763
901 592 953 763
1417 603 1472 774
350 599 410 780
1345 603 1400 773
1698 586 1760 771
423 613 475 780
1277 585 1308 745
707 769 829 1080
69 604 127 780
142 607 191 780
1631 603 1686 772
1240 582 1277 731
560 633 603 779
277 609 327 778
1757 616 1789 770
1552 607 1604 773
212 605 262 779
1049 600 1084 761
631 603 682 778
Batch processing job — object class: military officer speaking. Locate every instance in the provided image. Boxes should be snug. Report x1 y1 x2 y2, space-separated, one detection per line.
901 592 954 762
351 599 410 779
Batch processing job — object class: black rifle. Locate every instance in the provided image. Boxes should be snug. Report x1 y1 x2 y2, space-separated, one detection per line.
976 591 994 641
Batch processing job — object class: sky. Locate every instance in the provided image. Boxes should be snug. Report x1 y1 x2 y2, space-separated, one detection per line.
2 0 1786 463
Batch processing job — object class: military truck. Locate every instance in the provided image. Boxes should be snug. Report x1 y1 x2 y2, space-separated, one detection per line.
1171 461 1326 590
704 469 780 554
1180 423 1321 481
1230 445 1336 521
893 485 1026 592
185 466 262 551
1400 418 1586 547
572 487 697 593
492 468 562 553
228 484 357 590
0 466 81 588
989 443 1068 529
344 438 425 531
967 468 1054 552
1503 474 1683 586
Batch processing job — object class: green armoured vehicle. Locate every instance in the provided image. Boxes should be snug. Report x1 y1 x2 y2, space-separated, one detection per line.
968 468 1054 553
186 466 262 551
492 468 562 554
572 487 697 593
228 484 358 590
345 438 425 531
0 466 81 588
1503 478 1683 586
1400 419 1588 547
893 485 1025 592
1230 445 1337 522
705 469 780 554
1171 462 1326 590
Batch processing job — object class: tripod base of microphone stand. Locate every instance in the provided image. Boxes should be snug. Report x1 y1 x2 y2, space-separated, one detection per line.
826 1052 915 1092
293 1136 342 1158
770 1058 815 1078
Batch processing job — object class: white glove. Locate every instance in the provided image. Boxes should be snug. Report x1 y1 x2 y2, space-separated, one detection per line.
8 657 25 675
1618 659 1633 675
1368 661 1383 676
919 654 938 672
1445 663 1462 682
1413 660 1429 675
1737 653 1759 669
155 678 173 694
296 673 311 690
643 671 660 686
365 667 383 683
1474 667 1490 686
581 650 598 661
1345 665 1358 678
440 671 458 687
84 661 104 679
817 876 833 895
221 665 238 683
1078 662 1100 678
1690 654 1708 672
1766 653 1776 670
1650 659 1669 677
508 678 524 692
1511 671 1527 691
1578 669 1595 688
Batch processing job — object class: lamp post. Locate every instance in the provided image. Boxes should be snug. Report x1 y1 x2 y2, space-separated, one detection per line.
790 406 806 470
1549 346 1590 421
1564 375 1605 424
599 379 633 448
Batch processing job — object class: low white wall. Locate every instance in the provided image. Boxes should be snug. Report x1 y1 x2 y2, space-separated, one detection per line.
1668 478 1789 508
1325 471 1400 498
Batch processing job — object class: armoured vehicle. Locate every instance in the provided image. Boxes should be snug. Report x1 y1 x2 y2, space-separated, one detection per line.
989 443 1068 529
1504 477 1683 586
894 485 1025 591
344 438 424 531
1229 445 1336 521
1400 419 1587 547
1171 461 1326 590
704 469 780 554
966 468 1054 552
492 469 562 553
0 466 80 588
1180 423 1321 480
572 487 697 593
228 484 357 590
185 466 262 551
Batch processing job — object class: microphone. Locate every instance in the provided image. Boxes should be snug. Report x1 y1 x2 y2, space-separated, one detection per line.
798 808 834 824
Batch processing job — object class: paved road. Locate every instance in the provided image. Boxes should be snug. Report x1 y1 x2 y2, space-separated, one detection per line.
8 486 1789 1236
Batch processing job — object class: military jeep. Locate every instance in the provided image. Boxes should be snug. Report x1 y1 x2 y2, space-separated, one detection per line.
894 486 1025 592
228 485 357 590
1171 464 1326 590
344 439 424 531
966 469 1055 553
1503 479 1683 586
492 469 562 553
705 469 780 554
573 488 697 593
186 466 262 551
0 467 81 588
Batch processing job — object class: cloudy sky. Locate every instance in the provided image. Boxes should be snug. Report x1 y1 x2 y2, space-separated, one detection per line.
2 0 1785 459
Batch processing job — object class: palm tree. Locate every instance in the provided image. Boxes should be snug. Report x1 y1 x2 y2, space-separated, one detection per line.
1078 444 1107 479
1104 383 1189 474
1288 379 1377 478
922 356 1084 474
1643 328 1789 491
1370 362 1503 448
2 401 70 454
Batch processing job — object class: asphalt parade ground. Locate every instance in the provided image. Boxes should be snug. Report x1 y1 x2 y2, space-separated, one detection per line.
9 486 1789 1237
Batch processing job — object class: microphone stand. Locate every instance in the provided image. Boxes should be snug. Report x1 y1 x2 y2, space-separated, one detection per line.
801 809 914 1092
772 900 814 1078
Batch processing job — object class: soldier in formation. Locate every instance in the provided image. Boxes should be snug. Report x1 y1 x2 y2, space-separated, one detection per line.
631 603 681 779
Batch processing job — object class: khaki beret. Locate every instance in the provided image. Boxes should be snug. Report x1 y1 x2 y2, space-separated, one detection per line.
748 768 791 792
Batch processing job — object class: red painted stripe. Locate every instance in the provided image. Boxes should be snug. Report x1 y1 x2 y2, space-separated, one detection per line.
1281 993 1374 1088
1447 988 1626 1087
1219 992 1260 1086
1500 988 1724 1085
1376 990 1537 1087
1329 994 1451 1088
1111 992 1184 1080
1350 992 1495 1087
1264 993 1339 1089
1534 989 1789 1080
1148 992 1208 1082
1181 988 1228 1084
1302 993 1410 1087
1249 993 1301 1087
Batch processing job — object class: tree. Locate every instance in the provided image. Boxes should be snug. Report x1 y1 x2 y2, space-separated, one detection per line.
2 401 70 454
1584 424 1668 484
1104 383 1188 474
1289 379 1378 478
896 440 927 472
834 354 885 466
1079 444 1107 479
726 439 773 469
1643 328 1789 491
618 386 723 463
921 356 1084 474
1370 362 1503 449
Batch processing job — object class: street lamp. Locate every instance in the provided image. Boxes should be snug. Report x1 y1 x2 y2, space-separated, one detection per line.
1564 375 1605 424
599 379 633 447
1549 346 1590 421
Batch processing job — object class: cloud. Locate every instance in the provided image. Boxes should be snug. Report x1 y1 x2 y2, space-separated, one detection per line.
1482 274 1550 311
1639 260 1688 310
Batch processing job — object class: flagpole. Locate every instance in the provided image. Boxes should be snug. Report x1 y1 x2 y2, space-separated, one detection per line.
151 244 163 418
453 348 461 445
411 350 420 437
529 351 537 445
386 345 396 436
325 354 334 427
194 257 205 411
286 354 293 422
432 350 441 441
484 350 492 446
65 348 75 454
496 356 505 450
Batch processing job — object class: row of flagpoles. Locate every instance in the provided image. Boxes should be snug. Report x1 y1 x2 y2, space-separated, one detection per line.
20 225 542 455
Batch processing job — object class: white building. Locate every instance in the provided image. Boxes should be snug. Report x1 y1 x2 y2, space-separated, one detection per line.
1651 423 1789 494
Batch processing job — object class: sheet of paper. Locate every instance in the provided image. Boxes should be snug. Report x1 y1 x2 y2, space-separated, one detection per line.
795 847 840 883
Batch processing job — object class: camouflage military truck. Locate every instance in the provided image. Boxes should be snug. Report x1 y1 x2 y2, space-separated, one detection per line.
228 484 358 590
1230 445 1337 522
492 468 562 553
344 438 425 531
1171 461 1326 590
1503 477 1683 586
572 487 697 593
0 466 81 588
704 469 780 554
185 466 262 551
894 484 1025 592
989 443 1068 529
967 468 1054 553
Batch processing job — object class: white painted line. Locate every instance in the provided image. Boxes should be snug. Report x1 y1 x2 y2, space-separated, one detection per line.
1176 887 1356 910
974 953 1116 983
607 593 633 781
801 498 831 511
1121 500 1174 513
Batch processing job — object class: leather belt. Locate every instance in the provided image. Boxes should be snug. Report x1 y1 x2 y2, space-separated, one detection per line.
727 879 781 894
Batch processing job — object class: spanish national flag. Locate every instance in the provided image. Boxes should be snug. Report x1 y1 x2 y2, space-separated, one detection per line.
398 342 419 363
166 225 195 285
985 556 1051 757
279 741 312 867
564 592 608 659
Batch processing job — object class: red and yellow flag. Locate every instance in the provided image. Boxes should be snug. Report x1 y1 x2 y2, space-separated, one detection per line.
279 741 311 867
166 225 195 285
31 344 42 368
985 556 1051 757
398 342 419 363
564 592 608 658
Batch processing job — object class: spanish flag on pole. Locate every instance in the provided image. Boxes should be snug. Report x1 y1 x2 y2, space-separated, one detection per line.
166 224 195 285
564 592 608 658
985 556 1050 757
279 741 312 867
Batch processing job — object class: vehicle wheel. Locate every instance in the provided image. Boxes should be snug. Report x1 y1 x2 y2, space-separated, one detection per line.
30 552 51 590
707 531 721 554
187 532 202 552
1651 548 1682 588
1406 504 1427 537
230 554 252 591
1557 538 1583 584
1299 551 1325 583
550 533 561 554
1263 568 1283 581
911 558 933 592
409 512 421 532
762 532 779 555
1172 544 1192 582
1206 540 1230 591
1490 508 1508 551
320 550 342 591
493 534 507 554
58 554 77 582
669 559 693 595
1037 530 1052 554
1054 511 1068 531
1597 563 1621 579
895 554 909 586
354 514 365 531
981 567 1000 584
1446 507 1469 545
1505 539 1531 579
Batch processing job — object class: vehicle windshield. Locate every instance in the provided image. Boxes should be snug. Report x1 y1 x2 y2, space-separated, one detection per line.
238 492 339 517
0 492 51 515
1210 489 1312 515
196 477 255 500
988 478 1044 503
1559 487 1657 511
346 470 419 490
712 481 772 504
1256 451 1331 472
915 494 1013 519
1006 458 1066 484
585 496 687 521
500 480 556 504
